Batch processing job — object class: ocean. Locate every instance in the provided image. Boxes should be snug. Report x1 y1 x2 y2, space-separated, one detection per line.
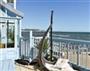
53 32 90 41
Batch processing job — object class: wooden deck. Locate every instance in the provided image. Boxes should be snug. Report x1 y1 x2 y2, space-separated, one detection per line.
15 63 40 71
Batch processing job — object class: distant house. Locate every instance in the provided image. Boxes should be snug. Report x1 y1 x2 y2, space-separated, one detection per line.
0 0 23 71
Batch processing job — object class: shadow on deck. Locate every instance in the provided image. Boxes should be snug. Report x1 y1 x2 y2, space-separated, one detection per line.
70 63 90 71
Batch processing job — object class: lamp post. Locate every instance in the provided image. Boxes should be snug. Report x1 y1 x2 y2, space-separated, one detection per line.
50 10 53 61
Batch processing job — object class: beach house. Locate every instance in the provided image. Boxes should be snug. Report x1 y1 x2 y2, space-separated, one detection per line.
0 0 23 71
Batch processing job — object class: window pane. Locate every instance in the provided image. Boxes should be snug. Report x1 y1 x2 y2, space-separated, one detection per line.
0 22 6 48
0 24 1 48
7 21 15 48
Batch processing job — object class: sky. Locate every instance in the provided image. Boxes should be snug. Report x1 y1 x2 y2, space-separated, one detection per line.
17 0 90 32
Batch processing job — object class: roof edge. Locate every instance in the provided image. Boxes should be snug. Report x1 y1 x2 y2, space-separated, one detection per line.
0 2 24 18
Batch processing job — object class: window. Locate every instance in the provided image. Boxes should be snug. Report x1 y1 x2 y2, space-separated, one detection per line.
0 23 6 48
0 24 1 40
7 0 14 3
0 20 15 48
7 22 15 48
0 18 20 49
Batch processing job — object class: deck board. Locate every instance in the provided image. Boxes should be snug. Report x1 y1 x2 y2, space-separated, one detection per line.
15 63 40 71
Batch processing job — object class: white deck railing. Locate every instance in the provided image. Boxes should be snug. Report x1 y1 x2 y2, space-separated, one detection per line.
52 37 90 70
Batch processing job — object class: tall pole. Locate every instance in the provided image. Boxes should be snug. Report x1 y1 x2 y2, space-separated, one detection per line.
50 10 53 61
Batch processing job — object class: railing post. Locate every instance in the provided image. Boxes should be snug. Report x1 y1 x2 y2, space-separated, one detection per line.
59 42 61 58
73 43 76 63
19 38 21 58
67 43 69 59
86 47 88 68
77 44 80 65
